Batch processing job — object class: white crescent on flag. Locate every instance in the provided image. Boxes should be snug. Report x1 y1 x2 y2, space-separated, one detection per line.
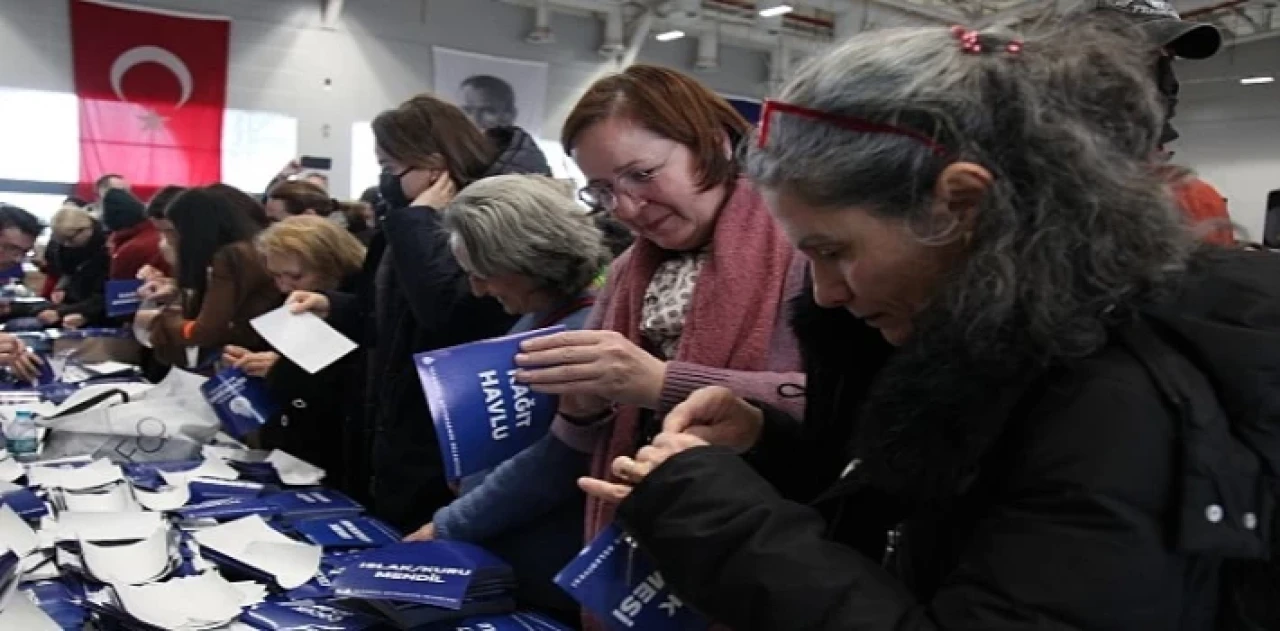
109 45 194 108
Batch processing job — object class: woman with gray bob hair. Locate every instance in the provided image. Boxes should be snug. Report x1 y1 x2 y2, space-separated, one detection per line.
441 174 607 317
578 16 1280 630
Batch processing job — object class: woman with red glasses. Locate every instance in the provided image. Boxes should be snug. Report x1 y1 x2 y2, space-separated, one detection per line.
580 17 1274 631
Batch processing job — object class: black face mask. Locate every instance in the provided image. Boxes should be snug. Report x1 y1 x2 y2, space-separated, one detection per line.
378 168 413 210
1156 55 1181 146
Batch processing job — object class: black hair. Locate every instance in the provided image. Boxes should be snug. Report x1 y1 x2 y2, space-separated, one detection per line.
63 196 89 208
460 75 516 110
359 186 380 206
165 187 263 314
0 204 44 239
147 186 187 220
205 183 271 228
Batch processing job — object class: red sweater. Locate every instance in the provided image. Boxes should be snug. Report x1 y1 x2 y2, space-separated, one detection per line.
108 221 170 280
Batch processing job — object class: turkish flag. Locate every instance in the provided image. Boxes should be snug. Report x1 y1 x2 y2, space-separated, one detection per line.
71 0 229 198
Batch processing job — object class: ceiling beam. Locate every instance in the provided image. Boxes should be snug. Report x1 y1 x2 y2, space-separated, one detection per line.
321 0 345 30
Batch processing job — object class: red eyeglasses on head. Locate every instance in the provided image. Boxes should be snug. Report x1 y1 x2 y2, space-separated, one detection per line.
757 100 953 159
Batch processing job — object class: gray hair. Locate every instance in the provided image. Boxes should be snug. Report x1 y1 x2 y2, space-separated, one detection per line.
747 16 1192 363
442 174 609 298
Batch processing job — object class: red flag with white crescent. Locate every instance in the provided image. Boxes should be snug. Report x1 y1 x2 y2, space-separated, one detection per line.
70 0 229 198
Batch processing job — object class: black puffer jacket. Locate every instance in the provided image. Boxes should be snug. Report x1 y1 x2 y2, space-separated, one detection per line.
46 221 110 326
617 249 1279 630
328 127 549 530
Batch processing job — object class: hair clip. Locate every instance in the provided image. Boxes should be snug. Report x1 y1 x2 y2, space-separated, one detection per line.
952 25 1023 56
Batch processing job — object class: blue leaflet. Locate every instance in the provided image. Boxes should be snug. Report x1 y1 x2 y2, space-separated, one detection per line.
413 326 565 481
175 495 280 521
292 516 401 549
105 279 144 317
201 368 278 440
331 541 513 610
0 484 48 520
240 600 382 630
266 488 364 520
554 524 709 631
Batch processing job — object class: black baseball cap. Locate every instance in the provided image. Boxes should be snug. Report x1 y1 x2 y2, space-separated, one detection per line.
1097 0 1222 59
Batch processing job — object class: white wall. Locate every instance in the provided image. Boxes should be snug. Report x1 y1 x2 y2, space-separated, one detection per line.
0 0 770 197
1172 37 1280 238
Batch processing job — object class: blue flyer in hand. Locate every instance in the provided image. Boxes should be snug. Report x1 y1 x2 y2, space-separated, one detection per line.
554 524 709 631
414 326 565 481
104 279 144 317
201 367 278 439
332 541 512 610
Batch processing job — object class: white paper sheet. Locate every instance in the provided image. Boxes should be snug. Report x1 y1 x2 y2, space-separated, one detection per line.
250 307 357 374
0 452 21 483
60 483 139 513
161 458 239 486
0 589 61 631
83 360 138 376
134 483 192 512
49 511 164 542
116 572 245 630
0 504 38 557
26 458 123 491
265 450 326 486
192 515 322 590
80 526 171 585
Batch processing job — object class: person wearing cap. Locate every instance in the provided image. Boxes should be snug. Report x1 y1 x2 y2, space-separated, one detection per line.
1095 0 1234 245
102 188 169 281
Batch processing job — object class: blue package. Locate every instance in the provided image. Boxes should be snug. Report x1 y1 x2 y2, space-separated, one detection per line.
0 484 48 520
292 516 401 549
414 326 564 481
189 477 266 503
105 279 144 317
332 541 512 610
241 600 382 631
266 488 363 520
201 368 278 439
419 613 575 630
19 580 90 629
554 524 708 631
175 495 280 521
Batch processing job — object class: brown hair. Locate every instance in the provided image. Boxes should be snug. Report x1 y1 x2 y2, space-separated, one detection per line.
372 94 497 188
561 64 750 192
267 180 363 218
257 215 366 288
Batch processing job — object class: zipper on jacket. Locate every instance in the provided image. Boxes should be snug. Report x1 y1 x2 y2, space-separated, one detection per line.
881 524 902 569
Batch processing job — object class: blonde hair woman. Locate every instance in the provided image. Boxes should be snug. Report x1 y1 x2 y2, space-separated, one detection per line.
40 206 109 329
222 215 370 501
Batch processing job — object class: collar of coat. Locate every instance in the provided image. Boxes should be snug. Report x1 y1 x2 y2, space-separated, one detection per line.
789 287 1049 513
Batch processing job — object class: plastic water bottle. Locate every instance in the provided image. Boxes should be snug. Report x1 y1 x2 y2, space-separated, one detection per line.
6 410 38 462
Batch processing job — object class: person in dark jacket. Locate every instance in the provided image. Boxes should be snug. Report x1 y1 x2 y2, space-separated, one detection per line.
579 19 1272 630
101 188 168 280
40 206 109 329
287 93 550 531
224 215 369 502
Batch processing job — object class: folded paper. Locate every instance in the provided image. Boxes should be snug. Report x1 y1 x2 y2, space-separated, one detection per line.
193 515 322 590
265 450 325 486
251 307 358 374
80 526 172 585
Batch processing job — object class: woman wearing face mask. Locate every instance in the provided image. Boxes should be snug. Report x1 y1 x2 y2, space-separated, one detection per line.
505 66 806 612
581 20 1270 630
39 206 109 330
286 94 552 531
143 187 280 370
224 216 368 500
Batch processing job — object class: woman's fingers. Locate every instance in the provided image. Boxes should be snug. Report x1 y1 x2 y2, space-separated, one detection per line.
579 477 632 504
611 456 654 484
517 330 609 355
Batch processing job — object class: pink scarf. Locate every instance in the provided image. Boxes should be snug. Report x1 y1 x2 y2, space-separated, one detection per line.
586 178 796 537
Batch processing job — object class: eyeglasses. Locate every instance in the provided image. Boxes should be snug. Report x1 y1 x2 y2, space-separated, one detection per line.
757 99 953 158
577 147 677 213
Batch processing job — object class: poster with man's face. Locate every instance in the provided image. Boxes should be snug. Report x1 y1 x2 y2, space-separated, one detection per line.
432 47 549 136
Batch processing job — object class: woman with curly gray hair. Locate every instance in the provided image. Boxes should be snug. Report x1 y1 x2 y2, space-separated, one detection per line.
578 16 1280 631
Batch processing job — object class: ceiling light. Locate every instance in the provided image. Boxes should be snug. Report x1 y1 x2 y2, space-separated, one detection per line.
655 30 686 42
759 4 794 18
1240 76 1275 85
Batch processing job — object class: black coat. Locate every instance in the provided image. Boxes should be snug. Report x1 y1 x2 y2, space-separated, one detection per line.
46 222 110 325
259 275 369 504
327 126 550 530
617 249 1280 630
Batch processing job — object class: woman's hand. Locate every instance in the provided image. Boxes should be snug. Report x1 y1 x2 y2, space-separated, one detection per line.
132 308 160 332
403 522 437 542
278 159 303 180
515 331 666 409
36 309 61 326
62 314 86 330
663 386 765 454
0 335 43 383
137 278 177 302
229 349 280 378
413 172 458 210
136 265 168 283
286 291 330 319
579 432 710 504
